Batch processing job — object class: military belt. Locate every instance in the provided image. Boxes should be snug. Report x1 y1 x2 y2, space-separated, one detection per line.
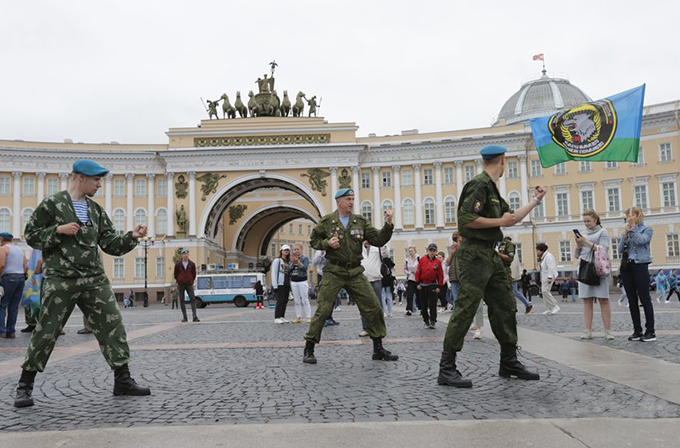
327 260 362 270
464 239 499 250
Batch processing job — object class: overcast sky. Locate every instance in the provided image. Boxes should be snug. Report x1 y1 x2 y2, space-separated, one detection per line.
1 1 678 144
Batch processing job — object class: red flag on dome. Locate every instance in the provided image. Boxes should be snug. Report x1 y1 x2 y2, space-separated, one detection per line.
532 53 544 61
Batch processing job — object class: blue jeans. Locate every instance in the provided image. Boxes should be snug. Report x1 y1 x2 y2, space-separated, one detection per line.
512 280 531 308
450 281 459 308
0 274 26 335
570 287 577 303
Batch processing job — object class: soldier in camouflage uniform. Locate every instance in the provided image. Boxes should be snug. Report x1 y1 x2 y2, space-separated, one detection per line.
303 188 398 364
498 236 533 314
438 145 547 388
14 160 150 408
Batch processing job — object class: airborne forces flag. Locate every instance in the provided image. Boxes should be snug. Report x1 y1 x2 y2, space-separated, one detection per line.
530 85 645 168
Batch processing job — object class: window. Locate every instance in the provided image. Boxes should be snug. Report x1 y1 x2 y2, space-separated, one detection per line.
299 224 303 235
403 199 414 225
381 171 392 187
579 161 591 172
402 169 412 186
23 177 35 196
361 172 370 188
156 178 167 196
113 259 125 279
22 208 33 233
424 198 435 225
212 276 227 289
0 176 10 196
280 226 285 234
556 192 569 217
307 225 312 235
611 237 620 260
508 192 521 211
607 187 621 212
559 240 572 262
361 201 372 222
134 209 147 227
507 161 518 179
530 159 542 178
0 208 10 233
135 179 146 197
289 224 294 233
382 200 393 214
634 146 645 165
605 161 618 169
114 179 125 197
634 185 648 210
445 197 456 223
662 182 677 207
554 163 566 175
113 210 125 234
660 143 672 162
156 209 168 235
533 201 545 219
134 258 145 279
46 178 58 196
197 277 213 290
667 233 680 257
581 190 594 212
271 244 276 257
516 243 523 264
423 169 433 186
444 167 454 184
156 256 165 278
464 165 475 182
95 184 103 197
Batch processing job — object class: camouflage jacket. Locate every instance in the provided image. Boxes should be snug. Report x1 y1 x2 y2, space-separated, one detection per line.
25 191 138 279
458 171 512 242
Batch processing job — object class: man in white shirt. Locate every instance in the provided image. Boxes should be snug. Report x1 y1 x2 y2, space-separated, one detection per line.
360 241 389 336
536 243 559 314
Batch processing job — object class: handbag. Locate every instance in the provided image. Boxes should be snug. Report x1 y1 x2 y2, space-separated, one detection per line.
578 247 600 286
592 231 611 278
619 241 630 273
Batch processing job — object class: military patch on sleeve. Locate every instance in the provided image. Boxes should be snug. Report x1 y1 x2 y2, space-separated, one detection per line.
472 198 484 214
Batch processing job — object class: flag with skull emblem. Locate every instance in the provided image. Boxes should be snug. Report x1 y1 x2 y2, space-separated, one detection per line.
530 84 645 168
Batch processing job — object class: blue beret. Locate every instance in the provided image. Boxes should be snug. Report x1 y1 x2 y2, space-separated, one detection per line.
72 159 109 177
0 232 13 240
480 145 507 159
334 188 355 199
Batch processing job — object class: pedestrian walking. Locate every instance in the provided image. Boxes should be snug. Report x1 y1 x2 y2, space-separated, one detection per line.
536 243 560 315
569 277 578 303
520 269 531 300
170 283 178 310
14 159 150 408
0 232 27 339
271 245 292 324
665 269 680 302
303 188 397 364
416 243 443 329
574 210 613 341
380 251 395 318
560 281 570 302
436 252 450 312
618 206 656 342
360 241 388 336
290 243 312 323
499 236 532 314
396 281 405 305
403 247 420 316
655 270 668 303
445 231 462 311
254 280 265 309
173 249 200 323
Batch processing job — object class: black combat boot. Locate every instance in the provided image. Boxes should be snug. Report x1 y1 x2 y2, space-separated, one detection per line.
437 351 472 388
499 344 540 380
113 364 151 396
303 340 317 364
14 369 37 408
371 338 399 361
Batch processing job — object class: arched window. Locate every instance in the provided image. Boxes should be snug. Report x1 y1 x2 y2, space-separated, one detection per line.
135 209 147 227
444 197 456 224
156 209 168 235
382 199 393 214
113 209 125 234
424 198 435 225
509 191 521 211
361 201 372 223
403 199 414 225
22 208 34 235
0 208 11 233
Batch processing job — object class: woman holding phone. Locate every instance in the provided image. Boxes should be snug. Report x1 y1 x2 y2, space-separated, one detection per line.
574 209 613 340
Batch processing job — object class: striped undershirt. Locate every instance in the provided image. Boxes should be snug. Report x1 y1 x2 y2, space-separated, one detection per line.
72 200 89 224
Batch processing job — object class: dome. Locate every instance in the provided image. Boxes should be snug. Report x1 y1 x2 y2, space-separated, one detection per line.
495 71 591 126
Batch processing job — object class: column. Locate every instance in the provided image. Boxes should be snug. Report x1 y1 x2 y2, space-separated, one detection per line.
105 173 113 215
12 172 21 237
59 173 68 191
147 173 155 237
476 160 483 175
455 161 463 199
392 165 402 230
499 172 507 198
330 167 338 200
37 172 46 204
351 166 360 214
372 166 381 227
413 164 423 229
126 173 134 231
167 172 175 237
519 155 530 222
434 162 445 228
188 171 197 237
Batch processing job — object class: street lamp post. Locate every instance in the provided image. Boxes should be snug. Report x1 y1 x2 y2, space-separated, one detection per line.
140 237 155 307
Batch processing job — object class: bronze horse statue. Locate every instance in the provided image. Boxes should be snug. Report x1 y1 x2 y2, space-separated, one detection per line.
292 91 305 117
234 91 248 118
281 91 291 117
221 93 236 119
247 91 258 117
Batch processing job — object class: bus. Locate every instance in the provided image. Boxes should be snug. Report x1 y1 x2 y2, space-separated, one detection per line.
185 272 267 308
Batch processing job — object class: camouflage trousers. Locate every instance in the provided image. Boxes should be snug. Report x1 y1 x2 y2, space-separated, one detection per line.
443 242 518 353
22 276 130 372
24 306 38 327
305 264 386 344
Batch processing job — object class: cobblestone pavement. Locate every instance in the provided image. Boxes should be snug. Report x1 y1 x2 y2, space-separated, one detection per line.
2 300 680 432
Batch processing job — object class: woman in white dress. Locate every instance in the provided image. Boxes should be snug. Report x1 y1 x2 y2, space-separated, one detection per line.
574 209 613 341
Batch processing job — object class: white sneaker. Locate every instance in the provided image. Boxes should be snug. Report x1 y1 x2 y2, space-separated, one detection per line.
550 305 561 315
335 307 342 311
542 309 552 315
388 313 394 318
359 331 369 337
473 330 482 339
274 318 283 324
280 318 290 323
